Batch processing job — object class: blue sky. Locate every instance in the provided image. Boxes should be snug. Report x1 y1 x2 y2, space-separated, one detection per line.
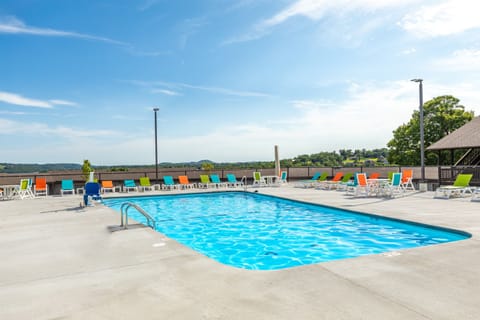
1 0 480 165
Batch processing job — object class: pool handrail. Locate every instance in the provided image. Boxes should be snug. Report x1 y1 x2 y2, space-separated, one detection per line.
120 202 156 229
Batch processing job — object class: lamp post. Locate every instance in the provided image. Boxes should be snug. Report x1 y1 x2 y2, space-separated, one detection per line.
411 79 425 182
153 107 159 184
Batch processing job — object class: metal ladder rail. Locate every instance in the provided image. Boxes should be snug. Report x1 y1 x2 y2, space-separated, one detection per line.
120 202 156 229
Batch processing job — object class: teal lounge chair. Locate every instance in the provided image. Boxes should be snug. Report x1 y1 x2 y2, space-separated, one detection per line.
434 173 473 199
226 173 243 188
162 176 178 190
123 179 138 192
294 172 321 188
61 179 75 196
382 172 404 197
210 174 227 188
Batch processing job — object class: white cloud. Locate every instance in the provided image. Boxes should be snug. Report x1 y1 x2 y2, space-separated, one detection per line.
138 0 161 11
401 48 416 55
225 0 418 45
0 91 77 108
433 49 480 70
0 118 117 138
49 99 77 106
130 80 271 97
0 16 127 45
151 89 180 96
3 80 479 164
400 0 480 37
0 91 53 108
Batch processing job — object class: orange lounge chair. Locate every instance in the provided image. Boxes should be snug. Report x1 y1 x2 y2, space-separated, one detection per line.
316 172 343 190
352 173 369 197
368 172 380 179
34 177 48 197
178 175 196 189
101 180 118 193
401 169 415 191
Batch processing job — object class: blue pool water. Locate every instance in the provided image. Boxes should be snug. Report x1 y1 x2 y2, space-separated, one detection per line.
102 192 469 270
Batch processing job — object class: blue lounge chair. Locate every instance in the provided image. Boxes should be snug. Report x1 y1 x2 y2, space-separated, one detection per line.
83 182 102 206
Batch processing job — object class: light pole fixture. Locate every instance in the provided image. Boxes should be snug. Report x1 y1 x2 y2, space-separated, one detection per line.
411 79 425 182
153 107 159 184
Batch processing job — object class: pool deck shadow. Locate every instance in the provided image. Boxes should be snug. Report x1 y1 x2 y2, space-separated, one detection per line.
1 186 480 319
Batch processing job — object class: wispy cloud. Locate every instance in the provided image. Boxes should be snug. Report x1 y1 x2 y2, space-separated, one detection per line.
0 91 77 109
151 89 180 96
48 99 77 106
0 16 127 45
401 48 417 55
138 0 161 11
224 0 418 45
0 110 27 115
0 118 117 137
177 17 209 50
400 0 480 37
129 80 271 97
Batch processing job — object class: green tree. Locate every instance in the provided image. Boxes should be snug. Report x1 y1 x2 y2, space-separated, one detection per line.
387 95 474 165
81 159 93 181
201 161 214 172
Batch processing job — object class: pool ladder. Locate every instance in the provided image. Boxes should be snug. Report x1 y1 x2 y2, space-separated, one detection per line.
120 202 156 229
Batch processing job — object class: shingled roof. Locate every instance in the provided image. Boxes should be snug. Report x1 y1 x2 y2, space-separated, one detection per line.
427 116 480 150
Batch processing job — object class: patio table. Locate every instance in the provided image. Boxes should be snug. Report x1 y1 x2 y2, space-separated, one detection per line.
367 179 390 196
263 175 279 186
0 185 19 200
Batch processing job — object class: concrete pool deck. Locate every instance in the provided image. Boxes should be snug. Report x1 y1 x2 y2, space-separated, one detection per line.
1 186 479 319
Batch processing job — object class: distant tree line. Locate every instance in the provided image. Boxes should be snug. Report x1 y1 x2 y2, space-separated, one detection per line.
1 95 474 173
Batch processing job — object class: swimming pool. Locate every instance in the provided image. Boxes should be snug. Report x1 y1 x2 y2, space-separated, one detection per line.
102 192 469 270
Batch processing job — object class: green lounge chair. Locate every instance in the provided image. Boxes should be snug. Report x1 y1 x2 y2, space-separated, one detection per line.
334 173 354 191
17 178 35 199
310 172 330 188
252 171 267 187
198 174 216 189
139 177 154 192
434 173 473 199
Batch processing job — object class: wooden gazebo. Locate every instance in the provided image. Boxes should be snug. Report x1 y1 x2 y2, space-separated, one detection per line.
427 116 480 185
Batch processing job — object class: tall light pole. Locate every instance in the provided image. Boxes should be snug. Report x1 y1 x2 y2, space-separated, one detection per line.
411 79 425 182
153 107 159 184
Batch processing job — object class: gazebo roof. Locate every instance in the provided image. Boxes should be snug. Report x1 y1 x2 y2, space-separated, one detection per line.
427 116 480 150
